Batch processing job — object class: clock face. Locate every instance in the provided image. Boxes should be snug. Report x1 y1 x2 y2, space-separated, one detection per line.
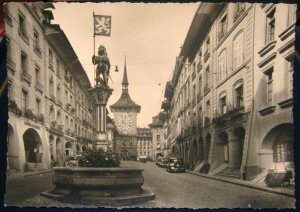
117 114 133 134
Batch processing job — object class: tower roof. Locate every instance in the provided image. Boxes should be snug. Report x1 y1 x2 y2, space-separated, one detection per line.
122 59 129 86
110 59 141 112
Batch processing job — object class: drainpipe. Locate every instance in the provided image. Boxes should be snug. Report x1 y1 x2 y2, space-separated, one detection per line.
241 4 256 180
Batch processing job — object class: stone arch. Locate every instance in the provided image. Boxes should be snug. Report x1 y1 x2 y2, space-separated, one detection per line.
65 141 73 156
7 124 19 170
189 139 198 166
23 128 43 163
76 144 81 153
232 127 246 167
216 131 229 163
260 123 293 169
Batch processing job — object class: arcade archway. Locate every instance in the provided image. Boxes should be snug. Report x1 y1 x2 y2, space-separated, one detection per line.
23 128 42 163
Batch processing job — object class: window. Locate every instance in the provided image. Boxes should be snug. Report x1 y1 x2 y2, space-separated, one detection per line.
219 12 228 40
220 96 227 115
49 49 53 70
196 76 202 98
233 32 244 69
157 135 160 141
266 9 275 43
49 77 54 97
205 66 210 89
18 13 26 34
65 116 69 128
21 51 28 74
288 60 293 98
265 68 273 105
21 89 27 110
206 100 210 118
35 65 40 84
36 98 40 114
193 85 196 101
273 140 293 162
234 84 244 108
204 37 210 55
56 59 60 77
33 29 40 52
233 3 246 22
218 50 227 82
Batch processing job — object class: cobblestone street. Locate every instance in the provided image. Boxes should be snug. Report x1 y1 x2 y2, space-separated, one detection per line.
4 161 295 208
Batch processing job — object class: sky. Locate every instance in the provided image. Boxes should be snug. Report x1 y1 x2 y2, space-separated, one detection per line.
52 2 199 127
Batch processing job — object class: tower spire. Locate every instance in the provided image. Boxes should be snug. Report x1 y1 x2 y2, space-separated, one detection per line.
122 56 129 90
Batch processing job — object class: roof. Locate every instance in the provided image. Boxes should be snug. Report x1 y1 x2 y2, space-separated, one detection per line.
110 60 141 112
110 91 141 112
148 114 164 128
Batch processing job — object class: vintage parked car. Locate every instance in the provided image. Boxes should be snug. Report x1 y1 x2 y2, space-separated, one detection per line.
166 157 185 173
160 157 170 168
155 158 162 166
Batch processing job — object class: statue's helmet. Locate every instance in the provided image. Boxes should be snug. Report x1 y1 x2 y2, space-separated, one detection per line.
98 45 106 54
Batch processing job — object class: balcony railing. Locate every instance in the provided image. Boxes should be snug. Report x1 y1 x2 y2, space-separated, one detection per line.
21 72 32 84
7 57 16 74
212 106 245 127
18 28 29 45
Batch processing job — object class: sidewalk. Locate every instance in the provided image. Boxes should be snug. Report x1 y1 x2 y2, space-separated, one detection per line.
186 170 295 198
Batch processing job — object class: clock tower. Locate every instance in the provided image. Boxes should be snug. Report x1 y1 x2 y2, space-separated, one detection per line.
110 59 141 160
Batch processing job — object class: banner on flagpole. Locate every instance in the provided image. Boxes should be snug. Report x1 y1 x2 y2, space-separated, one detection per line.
94 15 112 36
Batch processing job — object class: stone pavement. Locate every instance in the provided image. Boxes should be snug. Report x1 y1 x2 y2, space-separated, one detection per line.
186 170 295 198
6 169 54 178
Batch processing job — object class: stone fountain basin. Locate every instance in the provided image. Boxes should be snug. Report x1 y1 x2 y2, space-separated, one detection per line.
41 167 155 206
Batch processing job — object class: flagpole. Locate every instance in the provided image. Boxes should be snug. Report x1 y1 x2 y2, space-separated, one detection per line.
93 11 96 86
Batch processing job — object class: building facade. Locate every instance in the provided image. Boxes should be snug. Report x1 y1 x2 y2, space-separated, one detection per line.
149 114 165 159
6 2 98 171
137 128 153 160
110 61 141 160
161 3 296 180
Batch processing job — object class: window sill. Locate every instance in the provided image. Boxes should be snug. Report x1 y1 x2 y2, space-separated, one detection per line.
258 40 277 57
278 24 295 41
278 38 295 54
258 105 276 116
278 98 293 109
257 52 277 68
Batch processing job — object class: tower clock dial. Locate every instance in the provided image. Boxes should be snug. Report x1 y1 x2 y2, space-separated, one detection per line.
117 114 133 134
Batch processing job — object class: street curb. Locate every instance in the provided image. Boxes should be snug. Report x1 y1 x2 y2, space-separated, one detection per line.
186 170 295 198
